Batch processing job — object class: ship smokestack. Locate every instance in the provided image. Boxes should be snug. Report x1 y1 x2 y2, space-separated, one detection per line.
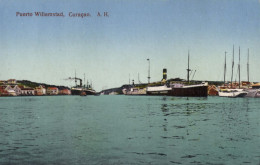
162 68 167 81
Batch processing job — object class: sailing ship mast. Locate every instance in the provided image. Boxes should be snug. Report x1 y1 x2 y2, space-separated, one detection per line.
75 70 77 86
84 73 86 88
187 51 191 83
247 48 249 82
224 51 227 85
238 47 241 88
147 58 151 84
129 73 130 85
231 45 234 88
138 73 142 84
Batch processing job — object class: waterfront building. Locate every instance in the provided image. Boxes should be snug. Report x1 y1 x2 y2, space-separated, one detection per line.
0 86 10 96
47 87 59 95
3 85 17 96
0 80 5 85
12 85 22 96
19 86 35 95
35 85 46 96
59 89 71 95
7 79 17 84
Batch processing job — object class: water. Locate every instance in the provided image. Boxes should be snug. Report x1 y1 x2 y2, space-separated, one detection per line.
0 96 259 165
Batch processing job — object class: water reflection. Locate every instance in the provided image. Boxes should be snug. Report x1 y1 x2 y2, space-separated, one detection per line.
0 96 259 165
160 97 169 132
161 104 168 113
221 99 250 141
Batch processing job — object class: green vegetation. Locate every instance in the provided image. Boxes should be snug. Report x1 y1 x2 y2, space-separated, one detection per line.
17 80 69 90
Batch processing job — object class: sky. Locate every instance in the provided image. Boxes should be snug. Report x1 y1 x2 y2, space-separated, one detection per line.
0 0 260 91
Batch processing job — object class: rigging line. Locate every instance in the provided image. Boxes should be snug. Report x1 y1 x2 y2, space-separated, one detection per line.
231 45 234 87
247 48 250 82
234 66 239 83
189 70 193 77
191 70 196 80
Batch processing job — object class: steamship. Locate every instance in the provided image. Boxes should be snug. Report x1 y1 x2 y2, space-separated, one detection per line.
71 86 85 95
71 86 96 95
146 54 208 97
146 79 208 97
67 75 96 95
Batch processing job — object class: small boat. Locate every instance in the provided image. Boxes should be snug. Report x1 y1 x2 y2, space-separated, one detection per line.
245 89 260 98
244 51 260 98
245 83 260 98
218 89 247 98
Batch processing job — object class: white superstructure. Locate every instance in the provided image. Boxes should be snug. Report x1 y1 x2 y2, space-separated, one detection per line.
218 89 247 97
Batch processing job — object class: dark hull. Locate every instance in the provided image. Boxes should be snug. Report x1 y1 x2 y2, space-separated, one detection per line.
146 90 169 96
168 86 208 97
71 89 96 95
147 86 208 97
85 90 96 95
71 89 81 95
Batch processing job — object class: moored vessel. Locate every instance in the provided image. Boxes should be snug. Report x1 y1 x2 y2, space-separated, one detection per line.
245 83 260 98
146 53 208 97
168 82 208 97
218 88 247 97
67 73 96 95
146 82 208 97
217 46 249 98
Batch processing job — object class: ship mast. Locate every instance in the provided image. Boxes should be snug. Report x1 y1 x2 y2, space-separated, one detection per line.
231 45 234 88
224 51 227 85
84 73 85 88
187 51 191 83
129 73 130 85
247 48 249 82
238 46 240 89
147 58 150 84
138 73 141 84
75 70 77 86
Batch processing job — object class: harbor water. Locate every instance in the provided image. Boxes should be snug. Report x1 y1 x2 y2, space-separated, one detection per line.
0 96 259 165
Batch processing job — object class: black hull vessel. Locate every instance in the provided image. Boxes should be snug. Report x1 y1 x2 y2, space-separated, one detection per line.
85 89 96 95
168 85 208 97
71 87 96 95
146 51 208 97
67 73 96 96
71 88 82 95
146 83 208 97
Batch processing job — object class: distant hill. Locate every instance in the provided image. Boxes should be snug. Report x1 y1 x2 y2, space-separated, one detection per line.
17 80 70 90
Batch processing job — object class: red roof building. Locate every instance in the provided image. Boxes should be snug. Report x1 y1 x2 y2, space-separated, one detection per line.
59 89 71 95
47 87 59 95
